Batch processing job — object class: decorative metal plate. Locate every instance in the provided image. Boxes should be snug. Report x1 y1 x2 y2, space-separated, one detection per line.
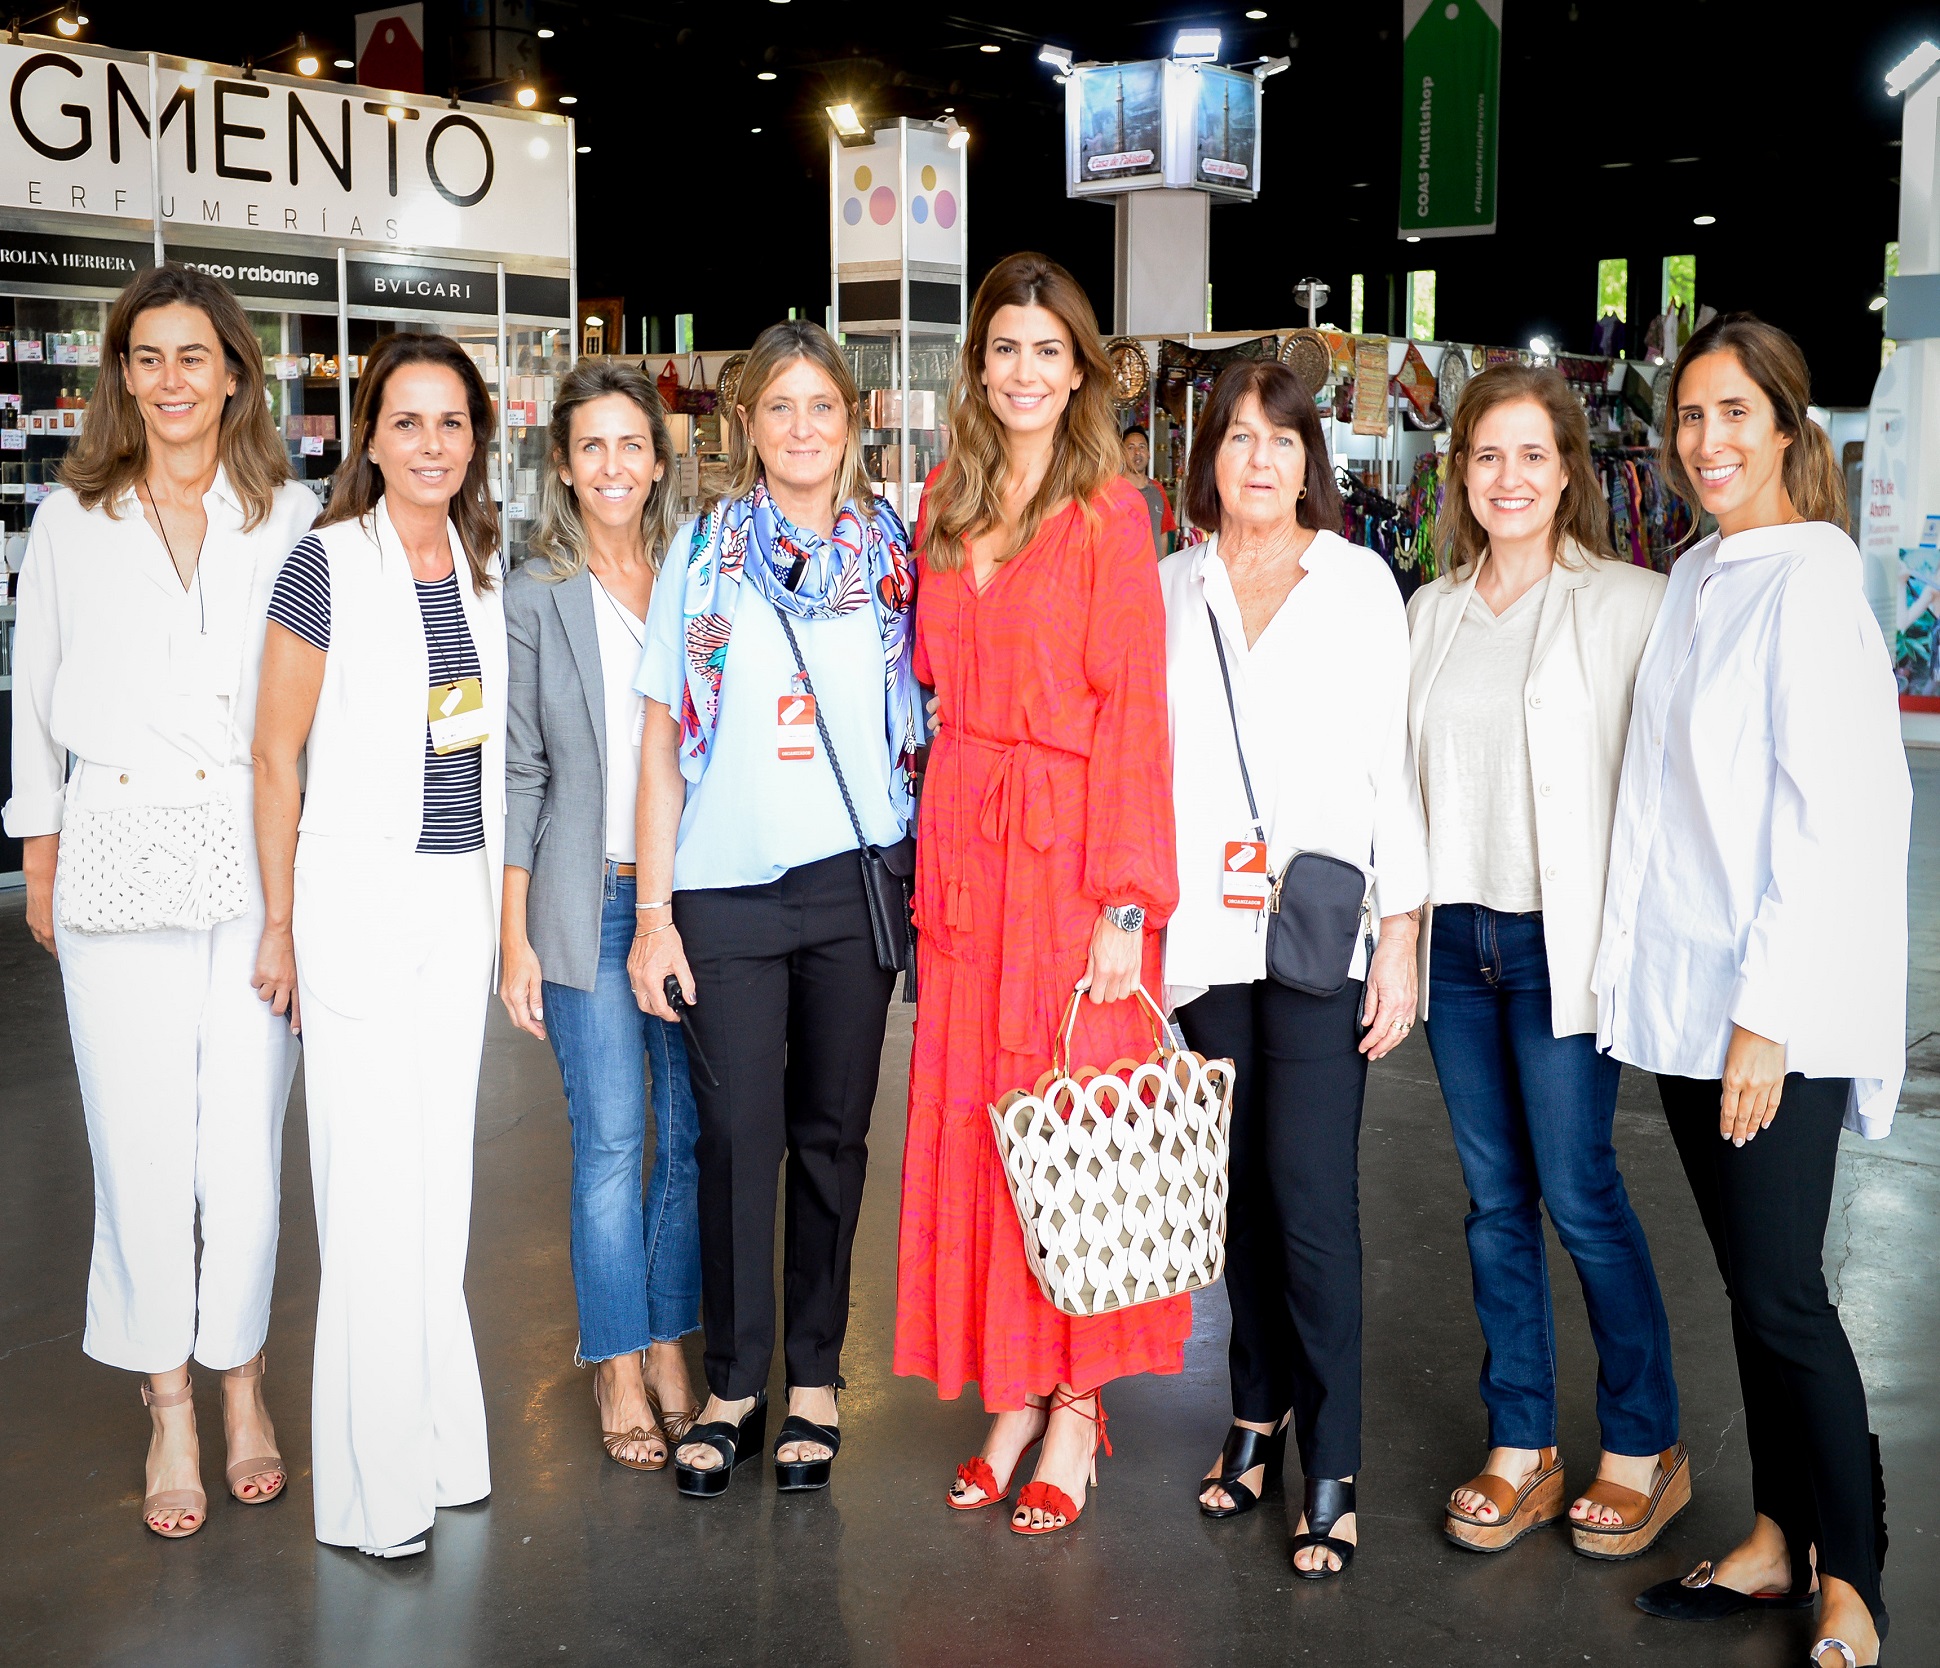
1107 338 1151 407
1436 344 1470 419
714 353 749 419
1280 328 1332 396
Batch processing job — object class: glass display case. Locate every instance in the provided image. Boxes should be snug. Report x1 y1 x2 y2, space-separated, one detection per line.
843 327 957 525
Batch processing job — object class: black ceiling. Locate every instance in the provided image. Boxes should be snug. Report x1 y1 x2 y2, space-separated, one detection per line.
45 0 1938 404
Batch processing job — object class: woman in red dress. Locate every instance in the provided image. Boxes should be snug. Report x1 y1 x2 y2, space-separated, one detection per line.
893 252 1185 1535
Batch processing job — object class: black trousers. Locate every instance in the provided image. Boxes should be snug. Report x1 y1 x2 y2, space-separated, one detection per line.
1659 1074 1887 1628
1176 977 1369 1480
674 851 896 1401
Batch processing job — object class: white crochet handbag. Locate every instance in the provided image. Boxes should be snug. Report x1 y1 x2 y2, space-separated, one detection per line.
56 798 250 935
990 983 1234 1318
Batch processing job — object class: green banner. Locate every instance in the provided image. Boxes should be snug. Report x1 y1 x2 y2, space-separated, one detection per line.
1399 0 1501 239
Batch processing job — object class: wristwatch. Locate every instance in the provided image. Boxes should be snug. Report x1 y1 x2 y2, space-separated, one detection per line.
1103 903 1146 933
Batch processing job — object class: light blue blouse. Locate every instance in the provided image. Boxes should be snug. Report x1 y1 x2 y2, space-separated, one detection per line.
637 528 906 893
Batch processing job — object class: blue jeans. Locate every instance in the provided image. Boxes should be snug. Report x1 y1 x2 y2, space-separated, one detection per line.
542 868 702 1360
1424 904 1678 1456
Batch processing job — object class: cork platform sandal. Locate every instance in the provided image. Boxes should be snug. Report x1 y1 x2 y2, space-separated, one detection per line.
140 1376 208 1539
1570 1442 1691 1560
1444 1447 1566 1552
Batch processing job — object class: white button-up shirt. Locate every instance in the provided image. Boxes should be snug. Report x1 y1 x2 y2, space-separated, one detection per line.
1159 530 1429 1008
4 473 318 838
1592 521 1911 1136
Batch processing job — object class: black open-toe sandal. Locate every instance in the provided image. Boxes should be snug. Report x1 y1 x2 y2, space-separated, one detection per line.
1199 1417 1289 1520
774 1382 842 1492
674 1392 767 1499
1290 1476 1357 1580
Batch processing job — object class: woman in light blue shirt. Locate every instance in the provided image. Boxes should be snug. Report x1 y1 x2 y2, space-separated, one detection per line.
628 320 920 1499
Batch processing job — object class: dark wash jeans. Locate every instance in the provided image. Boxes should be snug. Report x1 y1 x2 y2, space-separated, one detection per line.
1424 903 1678 1456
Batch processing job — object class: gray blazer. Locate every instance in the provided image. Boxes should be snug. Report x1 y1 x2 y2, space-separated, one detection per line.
504 560 633 992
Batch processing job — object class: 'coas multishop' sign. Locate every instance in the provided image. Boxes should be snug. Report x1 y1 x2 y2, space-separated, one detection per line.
1 39 570 262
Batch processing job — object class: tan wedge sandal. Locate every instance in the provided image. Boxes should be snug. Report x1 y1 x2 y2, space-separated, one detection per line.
223 1352 287 1505
1569 1441 1691 1560
1444 1447 1566 1552
140 1376 208 1539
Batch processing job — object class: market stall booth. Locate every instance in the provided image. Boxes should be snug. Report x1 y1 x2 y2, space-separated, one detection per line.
0 31 576 884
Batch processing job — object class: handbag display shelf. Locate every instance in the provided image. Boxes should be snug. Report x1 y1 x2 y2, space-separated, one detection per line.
990 982 1233 1319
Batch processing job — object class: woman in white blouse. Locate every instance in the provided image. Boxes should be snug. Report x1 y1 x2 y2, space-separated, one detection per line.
1407 366 1683 1560
1161 360 1428 1578
1599 317 1907 1668
4 266 316 1538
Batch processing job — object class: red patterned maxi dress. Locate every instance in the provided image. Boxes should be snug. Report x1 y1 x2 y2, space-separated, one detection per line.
893 476 1188 1409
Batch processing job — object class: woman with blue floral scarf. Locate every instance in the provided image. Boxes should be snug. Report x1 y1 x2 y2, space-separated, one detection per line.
628 320 920 1498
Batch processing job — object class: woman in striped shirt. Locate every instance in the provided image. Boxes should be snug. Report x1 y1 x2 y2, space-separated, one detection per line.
251 330 506 1560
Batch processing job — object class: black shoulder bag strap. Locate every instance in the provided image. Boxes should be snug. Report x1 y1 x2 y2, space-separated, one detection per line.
775 610 918 994
1207 604 1267 847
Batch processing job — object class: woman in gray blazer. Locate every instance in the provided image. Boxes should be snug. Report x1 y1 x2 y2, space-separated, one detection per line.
500 360 699 1470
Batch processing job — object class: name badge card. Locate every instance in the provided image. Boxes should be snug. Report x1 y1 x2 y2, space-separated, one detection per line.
630 696 647 749
1221 839 1271 910
777 693 818 760
429 678 490 755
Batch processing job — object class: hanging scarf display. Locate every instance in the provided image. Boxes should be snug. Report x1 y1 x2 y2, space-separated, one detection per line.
675 479 920 817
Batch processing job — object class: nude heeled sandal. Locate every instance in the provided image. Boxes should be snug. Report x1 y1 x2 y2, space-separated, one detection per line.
222 1352 287 1505
140 1376 207 1538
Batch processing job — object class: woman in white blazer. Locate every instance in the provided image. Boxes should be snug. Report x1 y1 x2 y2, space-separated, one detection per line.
252 331 506 1560
5 266 315 1539
1408 366 1685 1562
1606 317 1905 1668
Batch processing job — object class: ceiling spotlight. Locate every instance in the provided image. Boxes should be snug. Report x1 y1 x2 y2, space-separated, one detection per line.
1173 28 1221 61
750 125 762 133
558 94 577 104
1870 294 1889 312
1885 40 1940 96
1530 336 1554 356
1245 6 1268 15
334 57 354 68
757 70 777 81
385 103 403 121
1255 55 1290 80
825 102 867 139
54 8 85 35
934 114 969 150
295 35 319 75
576 144 590 153
1693 213 1716 225
537 26 554 38
979 43 1000 53
515 85 538 107
1038 44 1073 73
1405 234 1421 243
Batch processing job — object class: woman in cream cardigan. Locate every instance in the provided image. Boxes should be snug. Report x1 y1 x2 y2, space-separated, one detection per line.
1408 365 1683 1559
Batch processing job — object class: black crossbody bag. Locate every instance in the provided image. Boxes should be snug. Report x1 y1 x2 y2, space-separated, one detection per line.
776 614 918 998
1207 605 1373 999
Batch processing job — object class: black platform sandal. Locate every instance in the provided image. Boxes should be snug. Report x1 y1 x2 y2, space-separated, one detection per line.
674 1392 768 1499
1290 1477 1357 1580
774 1383 843 1492
1199 1417 1289 1520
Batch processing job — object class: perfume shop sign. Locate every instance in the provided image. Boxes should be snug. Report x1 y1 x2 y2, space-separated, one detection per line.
2 40 571 261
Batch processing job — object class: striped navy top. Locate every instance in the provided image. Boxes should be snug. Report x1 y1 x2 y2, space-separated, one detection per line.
268 534 486 854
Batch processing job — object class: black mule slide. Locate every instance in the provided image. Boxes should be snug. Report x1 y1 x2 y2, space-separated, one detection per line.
1290 1476 1357 1580
1199 1419 1289 1520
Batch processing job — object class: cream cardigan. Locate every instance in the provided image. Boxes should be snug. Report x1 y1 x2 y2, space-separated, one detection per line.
1406 543 1665 1037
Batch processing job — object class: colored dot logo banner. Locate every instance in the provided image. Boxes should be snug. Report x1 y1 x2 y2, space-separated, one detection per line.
869 186 897 224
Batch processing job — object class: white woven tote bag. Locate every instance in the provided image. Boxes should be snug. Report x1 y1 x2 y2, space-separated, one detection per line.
990 983 1234 1318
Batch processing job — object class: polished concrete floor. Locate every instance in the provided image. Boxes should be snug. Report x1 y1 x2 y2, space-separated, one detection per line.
3 764 1938 1668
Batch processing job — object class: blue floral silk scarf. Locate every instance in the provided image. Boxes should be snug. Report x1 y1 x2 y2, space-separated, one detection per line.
676 479 919 820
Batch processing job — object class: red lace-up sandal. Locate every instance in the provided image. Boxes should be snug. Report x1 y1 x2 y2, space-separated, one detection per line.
1010 1388 1112 1537
948 1396 1047 1511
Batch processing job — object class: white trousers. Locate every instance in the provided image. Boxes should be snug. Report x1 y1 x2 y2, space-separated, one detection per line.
56 881 299 1374
296 843 495 1550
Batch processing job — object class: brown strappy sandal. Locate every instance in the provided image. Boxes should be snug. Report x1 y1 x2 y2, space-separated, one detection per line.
595 1360 669 1472
140 1376 208 1538
1444 1447 1566 1552
222 1352 287 1505
1569 1442 1691 1560
646 1388 698 1447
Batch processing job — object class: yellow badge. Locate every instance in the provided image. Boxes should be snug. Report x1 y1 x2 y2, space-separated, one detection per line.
428 677 489 755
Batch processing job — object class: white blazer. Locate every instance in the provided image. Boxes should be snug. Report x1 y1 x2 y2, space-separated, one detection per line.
4 474 317 837
290 500 506 1017
1407 543 1665 1036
